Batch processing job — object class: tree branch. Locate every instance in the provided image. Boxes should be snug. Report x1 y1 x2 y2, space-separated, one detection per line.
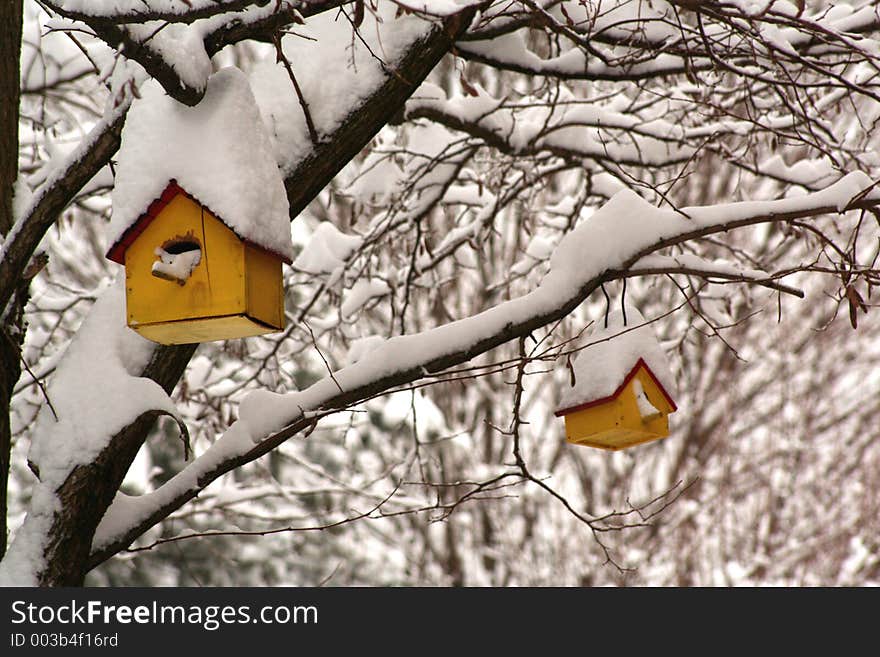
90 176 880 566
40 344 196 585
0 0 24 562
41 0 273 25
0 105 128 316
45 1 349 106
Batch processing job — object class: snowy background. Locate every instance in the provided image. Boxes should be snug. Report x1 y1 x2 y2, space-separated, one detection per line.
3 0 880 586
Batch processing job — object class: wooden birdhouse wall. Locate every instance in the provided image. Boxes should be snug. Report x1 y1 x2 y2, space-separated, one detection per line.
123 192 284 344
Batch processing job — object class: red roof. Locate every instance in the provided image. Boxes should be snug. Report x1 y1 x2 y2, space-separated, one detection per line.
105 180 293 265
554 357 677 417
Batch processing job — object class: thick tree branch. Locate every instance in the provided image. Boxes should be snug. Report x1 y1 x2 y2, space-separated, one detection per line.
48 1 349 106
0 108 127 316
41 344 196 585
41 0 272 25
282 12 477 217
203 1 347 51
90 178 880 566
0 0 24 561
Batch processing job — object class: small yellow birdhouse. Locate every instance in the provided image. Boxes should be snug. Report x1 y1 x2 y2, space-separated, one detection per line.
104 67 294 345
106 181 290 345
555 307 677 450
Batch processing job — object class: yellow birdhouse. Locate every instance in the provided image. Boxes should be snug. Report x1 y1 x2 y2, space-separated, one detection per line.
555 307 677 450
104 67 294 345
106 181 290 345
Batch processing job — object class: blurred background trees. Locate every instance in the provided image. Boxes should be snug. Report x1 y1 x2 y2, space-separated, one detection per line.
6 0 880 585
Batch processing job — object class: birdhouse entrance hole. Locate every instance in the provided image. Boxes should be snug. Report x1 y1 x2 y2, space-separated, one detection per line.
152 237 203 285
162 238 201 255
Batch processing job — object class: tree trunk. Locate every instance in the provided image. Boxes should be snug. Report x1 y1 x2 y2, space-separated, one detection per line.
0 0 24 560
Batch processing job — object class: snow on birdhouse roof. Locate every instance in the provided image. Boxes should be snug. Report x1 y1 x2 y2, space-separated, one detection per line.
556 306 676 415
106 67 293 264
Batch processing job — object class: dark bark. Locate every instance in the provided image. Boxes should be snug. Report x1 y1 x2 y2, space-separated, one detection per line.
41 344 196 585
0 0 24 560
283 14 474 217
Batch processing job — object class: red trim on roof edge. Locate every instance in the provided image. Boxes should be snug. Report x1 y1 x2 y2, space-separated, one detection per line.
554 357 677 417
106 181 184 264
105 180 293 265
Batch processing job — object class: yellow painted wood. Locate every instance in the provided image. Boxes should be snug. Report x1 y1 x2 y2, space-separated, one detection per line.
123 193 285 344
244 243 284 331
563 365 673 451
132 314 280 345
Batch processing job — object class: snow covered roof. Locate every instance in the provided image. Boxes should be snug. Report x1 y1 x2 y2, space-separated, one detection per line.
555 306 677 415
106 67 293 264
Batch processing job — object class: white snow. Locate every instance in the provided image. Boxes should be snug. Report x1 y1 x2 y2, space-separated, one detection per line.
249 6 440 175
557 305 675 412
0 487 61 587
108 67 294 262
407 79 694 166
458 31 686 81
512 234 556 276
151 246 201 284
0 277 181 585
293 222 363 275
346 336 387 365
632 253 772 284
341 279 392 318
3 82 136 268
94 419 255 549
47 0 249 17
47 2 274 93
760 154 838 188
89 172 877 550
26 277 179 485
393 0 484 16
347 151 405 206
127 21 213 92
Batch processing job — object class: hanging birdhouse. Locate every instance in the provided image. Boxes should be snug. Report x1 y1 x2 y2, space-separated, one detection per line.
105 67 294 344
555 306 677 450
106 181 291 344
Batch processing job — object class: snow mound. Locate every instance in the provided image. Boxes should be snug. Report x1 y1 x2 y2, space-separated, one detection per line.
108 67 293 262
558 306 676 411
293 222 363 275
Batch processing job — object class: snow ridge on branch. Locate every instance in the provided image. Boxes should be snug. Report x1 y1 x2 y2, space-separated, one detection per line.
91 172 878 558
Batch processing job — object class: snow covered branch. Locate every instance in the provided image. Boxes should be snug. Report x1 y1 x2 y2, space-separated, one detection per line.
41 0 275 25
0 100 128 315
276 9 479 217
89 173 880 564
406 90 694 168
45 1 349 105
459 2 880 91
622 254 806 298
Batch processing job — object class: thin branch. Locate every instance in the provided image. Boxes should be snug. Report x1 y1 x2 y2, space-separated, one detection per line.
273 34 319 145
